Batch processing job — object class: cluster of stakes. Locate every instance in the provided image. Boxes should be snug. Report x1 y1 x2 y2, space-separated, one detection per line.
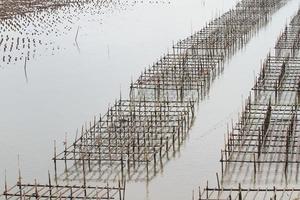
198 7 300 200
0 0 168 19
0 0 118 66
1 0 294 199
0 0 172 67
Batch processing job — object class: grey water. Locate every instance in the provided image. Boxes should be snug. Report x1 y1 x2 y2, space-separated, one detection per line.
0 0 299 199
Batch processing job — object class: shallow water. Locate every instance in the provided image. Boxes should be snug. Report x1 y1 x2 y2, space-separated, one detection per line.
0 0 299 199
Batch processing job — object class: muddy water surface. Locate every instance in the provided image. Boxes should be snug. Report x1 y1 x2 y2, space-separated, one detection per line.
0 0 299 199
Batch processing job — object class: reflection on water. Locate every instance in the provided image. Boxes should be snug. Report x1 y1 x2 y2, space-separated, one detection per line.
0 0 171 67
3 0 299 199
0 0 233 198
196 7 300 200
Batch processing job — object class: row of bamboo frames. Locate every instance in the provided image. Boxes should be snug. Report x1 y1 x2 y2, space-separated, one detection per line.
53 0 287 182
2 0 291 199
3 172 125 200
197 7 300 200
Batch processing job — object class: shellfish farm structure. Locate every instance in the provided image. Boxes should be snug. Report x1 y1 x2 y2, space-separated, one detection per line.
1 0 300 199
